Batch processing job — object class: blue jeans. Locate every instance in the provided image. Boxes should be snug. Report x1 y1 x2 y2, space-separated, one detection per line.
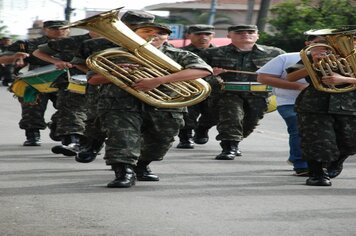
277 105 308 170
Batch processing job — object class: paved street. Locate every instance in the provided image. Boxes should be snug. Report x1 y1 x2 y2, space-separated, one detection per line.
0 85 355 236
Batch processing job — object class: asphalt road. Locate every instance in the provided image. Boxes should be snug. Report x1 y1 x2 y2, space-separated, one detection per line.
0 85 355 236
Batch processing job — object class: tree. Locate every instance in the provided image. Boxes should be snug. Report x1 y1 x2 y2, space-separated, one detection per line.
258 0 356 52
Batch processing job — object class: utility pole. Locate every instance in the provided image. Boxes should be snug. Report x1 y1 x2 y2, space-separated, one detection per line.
64 0 74 21
256 0 271 32
208 0 217 25
245 0 255 24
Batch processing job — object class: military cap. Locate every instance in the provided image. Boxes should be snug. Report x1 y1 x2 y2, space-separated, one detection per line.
121 10 155 25
1 36 11 40
187 24 215 34
43 20 69 28
133 22 172 35
228 24 258 32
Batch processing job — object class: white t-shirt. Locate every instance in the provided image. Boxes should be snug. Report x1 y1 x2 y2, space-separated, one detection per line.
256 52 307 106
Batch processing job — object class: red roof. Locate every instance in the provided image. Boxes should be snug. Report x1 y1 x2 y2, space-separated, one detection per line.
169 38 230 47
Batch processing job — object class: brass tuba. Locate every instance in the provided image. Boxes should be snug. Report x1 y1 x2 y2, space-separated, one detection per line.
62 8 211 108
300 26 356 93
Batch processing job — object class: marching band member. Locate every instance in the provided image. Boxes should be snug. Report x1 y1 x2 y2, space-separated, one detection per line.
287 34 356 186
176 24 216 149
6 20 70 146
78 21 212 188
199 24 285 160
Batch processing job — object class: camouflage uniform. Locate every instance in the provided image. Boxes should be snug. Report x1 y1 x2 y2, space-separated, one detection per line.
80 38 212 166
200 43 285 142
180 43 216 131
295 81 356 163
176 24 216 148
7 37 59 136
37 33 91 139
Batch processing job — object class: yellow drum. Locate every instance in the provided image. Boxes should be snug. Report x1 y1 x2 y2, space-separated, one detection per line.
15 65 66 93
266 95 277 113
67 74 87 94
9 65 66 103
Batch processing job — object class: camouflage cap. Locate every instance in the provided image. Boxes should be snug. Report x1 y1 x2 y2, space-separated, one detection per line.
121 10 155 25
187 24 215 34
43 20 69 28
228 24 258 32
133 22 172 35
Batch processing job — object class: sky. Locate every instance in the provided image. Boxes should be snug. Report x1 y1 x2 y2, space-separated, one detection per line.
2 0 189 37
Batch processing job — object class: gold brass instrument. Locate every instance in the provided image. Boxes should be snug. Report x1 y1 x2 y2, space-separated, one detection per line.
62 8 211 108
300 26 356 93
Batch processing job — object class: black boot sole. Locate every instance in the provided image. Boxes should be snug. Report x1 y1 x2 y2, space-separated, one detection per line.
51 145 77 156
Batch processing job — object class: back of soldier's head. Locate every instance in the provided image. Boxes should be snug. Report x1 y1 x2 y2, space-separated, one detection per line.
121 10 155 29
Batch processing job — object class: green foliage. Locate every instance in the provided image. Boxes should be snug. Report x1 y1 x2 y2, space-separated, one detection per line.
258 0 356 52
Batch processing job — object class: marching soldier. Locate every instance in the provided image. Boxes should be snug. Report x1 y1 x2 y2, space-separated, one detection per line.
71 10 156 163
177 24 216 149
79 21 212 188
32 31 99 156
199 24 285 160
5 20 70 146
287 34 356 186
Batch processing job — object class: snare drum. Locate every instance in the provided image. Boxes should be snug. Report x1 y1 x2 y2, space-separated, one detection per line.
221 82 272 92
16 65 66 93
67 74 87 94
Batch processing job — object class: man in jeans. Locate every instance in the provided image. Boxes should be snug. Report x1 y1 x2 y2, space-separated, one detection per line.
257 52 309 175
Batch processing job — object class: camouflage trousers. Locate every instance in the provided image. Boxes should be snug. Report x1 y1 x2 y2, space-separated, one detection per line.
181 97 216 131
54 89 87 136
83 85 106 143
209 92 268 141
298 112 356 163
19 92 57 130
100 108 184 165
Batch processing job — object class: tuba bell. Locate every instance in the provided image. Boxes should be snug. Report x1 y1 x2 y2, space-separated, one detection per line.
300 26 356 93
62 8 211 108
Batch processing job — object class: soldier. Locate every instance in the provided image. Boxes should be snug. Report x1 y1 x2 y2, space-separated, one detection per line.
176 24 216 149
199 24 285 160
80 22 212 188
71 10 156 163
6 20 70 146
287 40 356 186
32 30 100 156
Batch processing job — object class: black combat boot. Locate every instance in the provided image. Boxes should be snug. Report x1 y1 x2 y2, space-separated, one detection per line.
327 154 349 179
107 163 136 188
76 138 105 163
134 160 159 181
215 140 241 160
193 126 209 144
306 161 331 186
51 134 81 156
176 129 194 149
23 129 41 146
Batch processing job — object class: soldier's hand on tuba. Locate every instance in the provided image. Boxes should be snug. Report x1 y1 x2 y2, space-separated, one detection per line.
322 72 356 85
133 77 161 92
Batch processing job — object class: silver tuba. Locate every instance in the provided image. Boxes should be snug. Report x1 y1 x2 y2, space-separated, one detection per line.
62 8 211 108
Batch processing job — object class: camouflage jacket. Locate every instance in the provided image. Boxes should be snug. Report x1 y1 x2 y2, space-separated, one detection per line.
181 43 215 54
199 43 285 83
